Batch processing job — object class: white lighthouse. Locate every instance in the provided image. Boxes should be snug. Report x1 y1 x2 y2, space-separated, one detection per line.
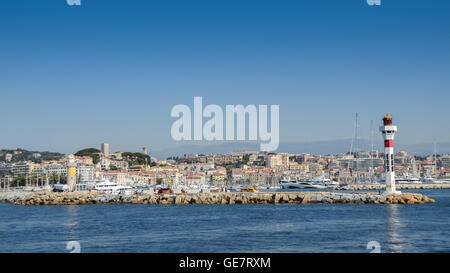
379 114 401 195
67 154 77 192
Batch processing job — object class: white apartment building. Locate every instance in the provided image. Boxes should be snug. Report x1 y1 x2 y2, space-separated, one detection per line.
10 162 35 176
440 155 450 169
42 163 95 182
43 163 67 175
77 164 95 182
266 154 282 168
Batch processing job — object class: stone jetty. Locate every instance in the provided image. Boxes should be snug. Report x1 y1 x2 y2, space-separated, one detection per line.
336 183 450 191
0 190 435 205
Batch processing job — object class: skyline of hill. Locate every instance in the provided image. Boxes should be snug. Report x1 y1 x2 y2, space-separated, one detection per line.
150 139 450 159
1 139 449 162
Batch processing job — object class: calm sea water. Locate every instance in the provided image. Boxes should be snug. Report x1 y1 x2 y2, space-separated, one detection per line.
0 190 449 253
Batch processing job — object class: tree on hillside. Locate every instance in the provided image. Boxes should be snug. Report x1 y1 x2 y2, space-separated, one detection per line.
121 152 152 166
75 148 101 164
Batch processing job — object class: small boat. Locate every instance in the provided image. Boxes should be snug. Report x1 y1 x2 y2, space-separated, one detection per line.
53 183 69 192
209 186 220 192
157 187 173 194
240 186 259 192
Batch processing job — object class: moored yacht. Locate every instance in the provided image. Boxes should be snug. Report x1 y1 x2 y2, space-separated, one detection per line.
94 180 134 195
279 178 300 189
307 175 338 187
422 176 450 184
395 175 422 184
279 178 326 189
421 173 435 183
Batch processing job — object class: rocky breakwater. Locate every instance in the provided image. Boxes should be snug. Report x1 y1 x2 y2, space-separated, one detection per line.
9 191 100 205
0 191 33 203
1 191 435 205
337 183 450 191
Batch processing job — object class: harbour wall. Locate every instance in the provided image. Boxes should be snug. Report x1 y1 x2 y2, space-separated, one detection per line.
0 190 435 205
336 183 450 191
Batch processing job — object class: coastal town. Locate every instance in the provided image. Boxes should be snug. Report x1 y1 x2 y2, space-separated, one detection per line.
1 142 449 192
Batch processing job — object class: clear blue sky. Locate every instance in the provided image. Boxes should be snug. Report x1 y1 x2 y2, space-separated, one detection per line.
1 0 449 154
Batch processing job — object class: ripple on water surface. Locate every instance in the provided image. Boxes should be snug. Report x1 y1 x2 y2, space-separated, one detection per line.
0 190 449 253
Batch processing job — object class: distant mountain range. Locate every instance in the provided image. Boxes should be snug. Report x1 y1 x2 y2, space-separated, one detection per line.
151 139 450 159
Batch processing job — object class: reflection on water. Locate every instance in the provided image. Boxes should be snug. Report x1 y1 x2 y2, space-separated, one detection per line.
64 206 80 240
1 189 448 252
64 206 79 227
385 205 404 253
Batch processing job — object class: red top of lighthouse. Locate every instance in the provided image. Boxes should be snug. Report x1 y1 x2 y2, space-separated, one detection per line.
383 114 393 126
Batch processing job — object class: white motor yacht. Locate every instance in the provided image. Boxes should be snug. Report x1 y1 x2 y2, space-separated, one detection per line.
94 180 134 195
308 175 338 187
396 175 422 184
279 178 326 189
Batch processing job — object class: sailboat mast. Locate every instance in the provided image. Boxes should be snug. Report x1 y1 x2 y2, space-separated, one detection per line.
370 119 374 183
355 113 359 183
434 141 437 176
348 113 359 184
